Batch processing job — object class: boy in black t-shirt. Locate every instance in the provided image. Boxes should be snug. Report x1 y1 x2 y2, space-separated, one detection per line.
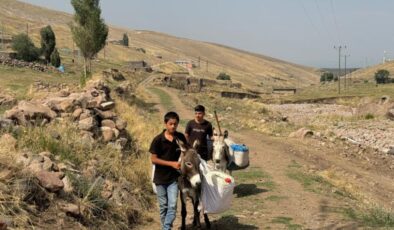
149 112 186 230
185 105 213 161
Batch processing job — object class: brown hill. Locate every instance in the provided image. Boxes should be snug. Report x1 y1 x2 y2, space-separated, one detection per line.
0 0 319 89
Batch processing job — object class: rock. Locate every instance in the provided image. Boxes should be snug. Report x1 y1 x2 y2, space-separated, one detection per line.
80 132 95 149
95 109 116 119
5 101 57 124
226 107 232 111
101 180 114 199
78 117 96 131
100 101 115 111
72 108 83 119
113 128 120 138
27 161 44 174
79 111 92 120
101 127 114 142
101 119 116 129
388 148 394 155
38 151 52 158
42 156 55 171
386 108 394 121
57 90 71 97
62 176 74 193
36 171 64 192
0 134 16 149
289 128 314 139
0 94 16 107
115 118 127 130
114 138 128 150
60 203 81 217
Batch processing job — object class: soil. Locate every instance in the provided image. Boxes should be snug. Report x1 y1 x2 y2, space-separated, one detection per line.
137 86 394 230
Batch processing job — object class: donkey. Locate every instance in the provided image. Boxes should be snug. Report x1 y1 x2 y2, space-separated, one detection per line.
212 130 232 175
176 139 211 230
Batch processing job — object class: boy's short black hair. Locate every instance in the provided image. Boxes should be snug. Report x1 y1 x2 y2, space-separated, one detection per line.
194 105 205 113
164 111 180 123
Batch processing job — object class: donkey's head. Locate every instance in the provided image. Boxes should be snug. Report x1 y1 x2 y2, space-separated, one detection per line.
176 139 202 188
212 129 229 165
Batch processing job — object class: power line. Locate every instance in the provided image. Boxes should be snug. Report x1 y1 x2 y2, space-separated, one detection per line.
314 0 335 43
299 0 323 38
334 45 346 94
330 0 341 43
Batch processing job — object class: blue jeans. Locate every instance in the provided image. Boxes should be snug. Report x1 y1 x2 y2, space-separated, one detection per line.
156 181 178 230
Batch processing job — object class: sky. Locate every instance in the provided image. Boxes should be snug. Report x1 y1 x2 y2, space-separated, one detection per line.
21 0 394 68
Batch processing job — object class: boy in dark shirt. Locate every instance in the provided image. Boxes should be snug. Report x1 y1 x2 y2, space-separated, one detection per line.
149 112 186 230
185 105 213 161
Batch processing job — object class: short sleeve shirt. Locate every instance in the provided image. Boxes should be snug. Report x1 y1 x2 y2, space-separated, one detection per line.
149 130 187 185
185 119 213 155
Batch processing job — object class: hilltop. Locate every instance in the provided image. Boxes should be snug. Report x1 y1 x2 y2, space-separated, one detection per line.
0 0 319 89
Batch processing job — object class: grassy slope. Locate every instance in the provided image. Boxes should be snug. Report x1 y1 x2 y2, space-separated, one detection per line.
0 0 319 89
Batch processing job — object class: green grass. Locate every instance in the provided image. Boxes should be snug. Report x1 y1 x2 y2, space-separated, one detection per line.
342 207 394 228
148 87 174 111
286 169 328 193
271 216 302 230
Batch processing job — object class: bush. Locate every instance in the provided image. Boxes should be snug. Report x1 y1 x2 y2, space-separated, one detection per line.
375 69 390 84
122 33 129 47
217 72 231 80
40 25 56 63
320 72 334 82
365 113 374 120
12 33 40 62
50 48 61 67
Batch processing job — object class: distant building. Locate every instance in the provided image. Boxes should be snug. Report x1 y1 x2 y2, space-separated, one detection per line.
175 59 196 69
127 60 152 72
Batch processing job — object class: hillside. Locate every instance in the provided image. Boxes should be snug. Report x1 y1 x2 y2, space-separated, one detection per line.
0 0 319 89
351 60 394 81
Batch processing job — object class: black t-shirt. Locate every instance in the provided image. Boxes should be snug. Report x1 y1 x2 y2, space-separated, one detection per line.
149 130 187 185
185 119 213 156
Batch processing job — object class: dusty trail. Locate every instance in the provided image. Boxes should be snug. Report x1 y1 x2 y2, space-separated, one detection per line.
137 85 392 229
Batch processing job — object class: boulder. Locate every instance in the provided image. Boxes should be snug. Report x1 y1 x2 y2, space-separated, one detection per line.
57 89 71 98
101 119 116 129
0 169 12 181
36 171 64 192
100 101 115 111
79 111 92 120
101 127 114 142
72 108 83 120
115 118 127 130
5 101 57 125
0 119 13 130
78 117 97 131
95 109 116 119
114 138 128 150
289 128 314 139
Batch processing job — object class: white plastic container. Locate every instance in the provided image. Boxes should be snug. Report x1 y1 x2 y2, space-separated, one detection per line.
231 144 249 168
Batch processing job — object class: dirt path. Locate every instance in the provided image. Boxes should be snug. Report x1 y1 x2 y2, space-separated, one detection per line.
138 86 392 230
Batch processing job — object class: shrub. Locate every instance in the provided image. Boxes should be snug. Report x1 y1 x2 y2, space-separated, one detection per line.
217 72 231 80
50 48 61 67
375 69 390 84
12 33 40 62
320 72 334 82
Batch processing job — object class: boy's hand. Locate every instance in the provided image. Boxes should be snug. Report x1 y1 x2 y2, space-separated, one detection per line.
171 162 181 170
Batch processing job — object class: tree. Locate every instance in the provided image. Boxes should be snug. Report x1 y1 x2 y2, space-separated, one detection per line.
70 0 108 80
217 72 231 80
320 72 334 82
375 69 390 84
50 48 61 67
40 25 56 64
122 33 129 47
11 33 40 62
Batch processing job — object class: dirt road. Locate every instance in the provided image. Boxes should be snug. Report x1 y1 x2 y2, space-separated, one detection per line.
137 85 393 230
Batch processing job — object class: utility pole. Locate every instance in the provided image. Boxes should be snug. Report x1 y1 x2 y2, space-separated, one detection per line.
206 60 209 72
334 45 346 94
344 54 350 90
0 21 4 50
198 56 201 68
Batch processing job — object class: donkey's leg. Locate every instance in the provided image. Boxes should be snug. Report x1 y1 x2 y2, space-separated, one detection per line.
180 192 187 230
192 197 201 228
203 213 211 229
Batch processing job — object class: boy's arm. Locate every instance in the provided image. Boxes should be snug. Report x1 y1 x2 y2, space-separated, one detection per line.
151 154 180 169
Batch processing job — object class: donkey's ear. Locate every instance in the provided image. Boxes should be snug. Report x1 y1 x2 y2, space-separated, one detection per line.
192 139 200 149
224 130 229 138
176 138 188 152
